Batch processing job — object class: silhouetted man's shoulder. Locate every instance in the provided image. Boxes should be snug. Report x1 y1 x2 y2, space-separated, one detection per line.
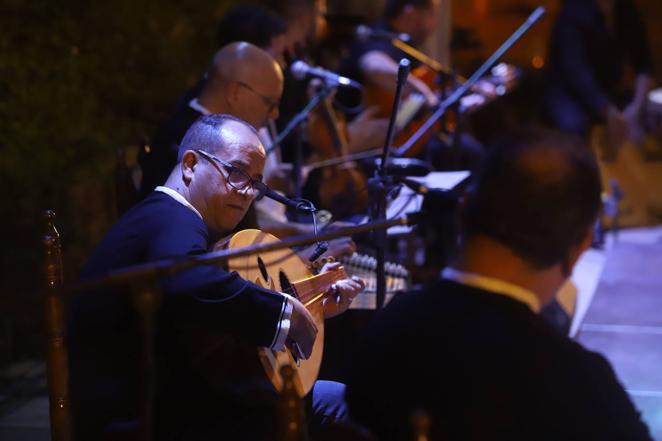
345 279 653 441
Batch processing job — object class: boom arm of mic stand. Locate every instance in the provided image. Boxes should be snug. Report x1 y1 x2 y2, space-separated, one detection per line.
395 6 546 157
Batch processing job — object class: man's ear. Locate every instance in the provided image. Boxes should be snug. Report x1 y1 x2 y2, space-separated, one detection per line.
226 82 242 105
181 150 198 185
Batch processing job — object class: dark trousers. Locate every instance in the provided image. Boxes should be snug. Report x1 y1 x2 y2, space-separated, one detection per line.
152 380 348 441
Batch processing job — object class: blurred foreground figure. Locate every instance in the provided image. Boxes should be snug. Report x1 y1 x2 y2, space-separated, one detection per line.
544 0 653 146
345 129 653 441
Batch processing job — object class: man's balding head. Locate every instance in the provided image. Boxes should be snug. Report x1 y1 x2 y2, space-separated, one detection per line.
463 129 602 269
200 42 283 129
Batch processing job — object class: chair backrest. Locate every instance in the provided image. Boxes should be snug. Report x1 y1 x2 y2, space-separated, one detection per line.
410 409 431 441
277 364 308 441
42 210 72 441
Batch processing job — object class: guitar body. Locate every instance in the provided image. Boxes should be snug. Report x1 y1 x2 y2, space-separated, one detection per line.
225 229 346 396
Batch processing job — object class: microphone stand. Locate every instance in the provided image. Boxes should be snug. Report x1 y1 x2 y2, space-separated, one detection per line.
266 83 336 156
292 126 304 221
370 58 411 309
266 83 336 220
396 6 545 157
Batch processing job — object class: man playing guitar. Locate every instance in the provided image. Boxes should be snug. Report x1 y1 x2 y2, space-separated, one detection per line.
68 114 364 440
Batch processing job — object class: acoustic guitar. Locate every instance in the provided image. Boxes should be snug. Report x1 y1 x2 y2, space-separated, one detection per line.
222 229 348 397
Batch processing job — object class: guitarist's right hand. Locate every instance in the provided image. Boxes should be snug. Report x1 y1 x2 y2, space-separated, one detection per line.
287 297 318 359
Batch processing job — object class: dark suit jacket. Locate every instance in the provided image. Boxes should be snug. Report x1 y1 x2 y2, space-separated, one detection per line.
67 191 286 440
345 279 652 441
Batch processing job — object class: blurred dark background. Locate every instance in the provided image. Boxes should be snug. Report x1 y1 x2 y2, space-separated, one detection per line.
0 0 232 366
1 0 661 369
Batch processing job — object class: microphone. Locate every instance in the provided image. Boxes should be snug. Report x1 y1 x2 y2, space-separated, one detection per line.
290 60 361 89
260 187 329 263
259 186 330 263
355 25 411 43
373 157 431 177
259 187 316 213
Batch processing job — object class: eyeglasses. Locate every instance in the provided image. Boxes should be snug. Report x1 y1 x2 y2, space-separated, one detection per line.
195 149 267 198
236 81 280 113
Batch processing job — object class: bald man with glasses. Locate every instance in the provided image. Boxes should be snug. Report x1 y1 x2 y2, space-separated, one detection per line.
138 41 353 249
140 41 284 199
69 114 363 440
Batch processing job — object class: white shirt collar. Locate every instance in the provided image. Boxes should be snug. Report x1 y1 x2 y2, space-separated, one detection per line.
441 267 541 313
154 186 203 220
189 98 211 116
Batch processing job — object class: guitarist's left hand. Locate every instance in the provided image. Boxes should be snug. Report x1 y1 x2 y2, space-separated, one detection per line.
320 261 365 318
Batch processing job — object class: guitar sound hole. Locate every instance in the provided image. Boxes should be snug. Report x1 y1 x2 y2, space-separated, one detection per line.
279 270 297 299
257 256 270 282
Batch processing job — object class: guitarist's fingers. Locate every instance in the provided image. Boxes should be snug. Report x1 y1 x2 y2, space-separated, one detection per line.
351 276 366 292
333 278 364 302
320 261 341 273
337 278 364 295
286 337 305 360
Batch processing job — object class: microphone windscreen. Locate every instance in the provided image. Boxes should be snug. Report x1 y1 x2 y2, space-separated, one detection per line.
355 25 371 41
290 60 308 81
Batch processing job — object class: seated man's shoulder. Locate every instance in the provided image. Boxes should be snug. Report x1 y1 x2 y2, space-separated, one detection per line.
134 191 203 224
90 191 209 264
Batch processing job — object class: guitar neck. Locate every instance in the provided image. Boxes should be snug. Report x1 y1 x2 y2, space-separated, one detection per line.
291 268 348 306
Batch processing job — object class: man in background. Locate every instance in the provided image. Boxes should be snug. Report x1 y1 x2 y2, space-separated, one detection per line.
544 0 654 146
340 0 484 172
139 14 287 198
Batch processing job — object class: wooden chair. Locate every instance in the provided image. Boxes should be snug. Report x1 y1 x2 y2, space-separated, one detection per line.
277 364 307 441
42 210 72 441
276 365 377 441
410 409 431 441
42 208 160 441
